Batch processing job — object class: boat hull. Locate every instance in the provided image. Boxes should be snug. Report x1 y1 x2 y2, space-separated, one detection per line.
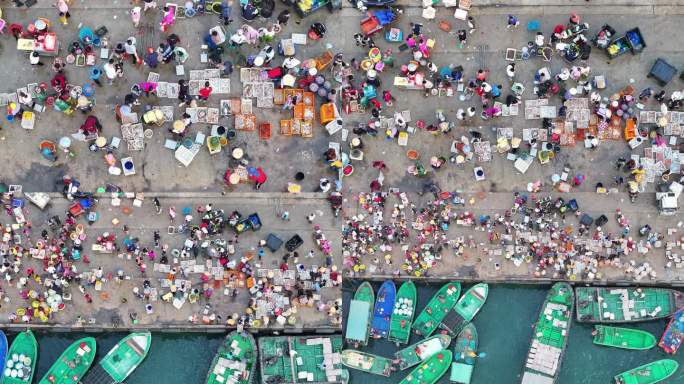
346 282 375 346
341 350 393 377
1 330 36 384
520 283 574 384
399 350 452 384
413 282 461 337
613 359 679 384
658 308 684 354
38 337 97 384
371 281 397 339
205 331 257 384
395 335 452 370
450 323 478 384
576 287 683 323
593 325 656 350
259 335 347 384
389 281 417 345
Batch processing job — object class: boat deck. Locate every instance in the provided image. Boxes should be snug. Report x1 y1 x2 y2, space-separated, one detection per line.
659 308 684 354
259 336 345 384
522 284 573 382
81 365 115 384
576 288 676 322
99 335 148 382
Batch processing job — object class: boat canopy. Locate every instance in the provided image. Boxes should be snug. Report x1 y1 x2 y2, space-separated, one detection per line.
449 363 473 384
521 371 555 384
346 301 371 341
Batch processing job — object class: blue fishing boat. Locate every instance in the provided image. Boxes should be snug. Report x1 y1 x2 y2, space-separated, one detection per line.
371 281 396 339
659 308 684 354
0 331 7 376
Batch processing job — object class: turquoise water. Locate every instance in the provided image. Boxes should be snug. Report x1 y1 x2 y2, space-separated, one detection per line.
343 282 684 384
23 332 224 383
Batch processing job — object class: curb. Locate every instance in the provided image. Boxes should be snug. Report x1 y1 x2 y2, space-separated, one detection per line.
29 192 328 200
0 323 341 333
345 274 684 287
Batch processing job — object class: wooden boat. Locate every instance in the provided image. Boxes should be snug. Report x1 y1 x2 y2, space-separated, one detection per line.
38 337 97 384
593 325 656 350
259 335 347 384
341 350 393 377
520 282 574 384
440 283 489 336
395 334 452 370
81 332 152 384
576 287 684 323
2 330 36 384
413 282 461 337
399 350 452 384
450 323 478 384
345 282 375 347
613 359 679 384
205 331 257 384
659 307 684 354
0 332 6 382
389 281 417 345
370 280 397 339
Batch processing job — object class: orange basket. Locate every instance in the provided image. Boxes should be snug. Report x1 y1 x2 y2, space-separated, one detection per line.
320 103 335 124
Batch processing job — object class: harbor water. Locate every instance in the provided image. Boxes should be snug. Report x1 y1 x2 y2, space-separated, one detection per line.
19 332 225 384
343 282 684 384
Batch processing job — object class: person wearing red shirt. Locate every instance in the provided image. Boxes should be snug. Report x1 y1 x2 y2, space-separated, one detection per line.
198 81 212 101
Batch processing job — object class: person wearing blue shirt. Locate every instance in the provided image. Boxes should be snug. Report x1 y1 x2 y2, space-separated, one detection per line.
491 84 501 98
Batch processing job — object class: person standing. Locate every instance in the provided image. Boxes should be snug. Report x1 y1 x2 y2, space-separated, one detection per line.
103 59 117 85
124 37 140 64
177 79 190 107
507 15 519 29
467 16 476 34
143 0 157 11
457 29 467 48
55 0 71 25
89 67 102 86
198 81 212 101
276 9 290 26
29 51 44 66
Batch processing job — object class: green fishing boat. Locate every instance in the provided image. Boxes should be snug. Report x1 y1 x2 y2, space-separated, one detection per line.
450 323 478 384
395 334 452 370
81 332 152 384
259 335 347 384
413 282 461 337
399 350 452 384
345 282 375 347
341 350 393 377
440 283 489 336
205 331 257 384
593 325 656 350
38 337 97 384
576 287 684 323
2 330 37 384
614 359 679 384
389 281 418 345
520 282 574 384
